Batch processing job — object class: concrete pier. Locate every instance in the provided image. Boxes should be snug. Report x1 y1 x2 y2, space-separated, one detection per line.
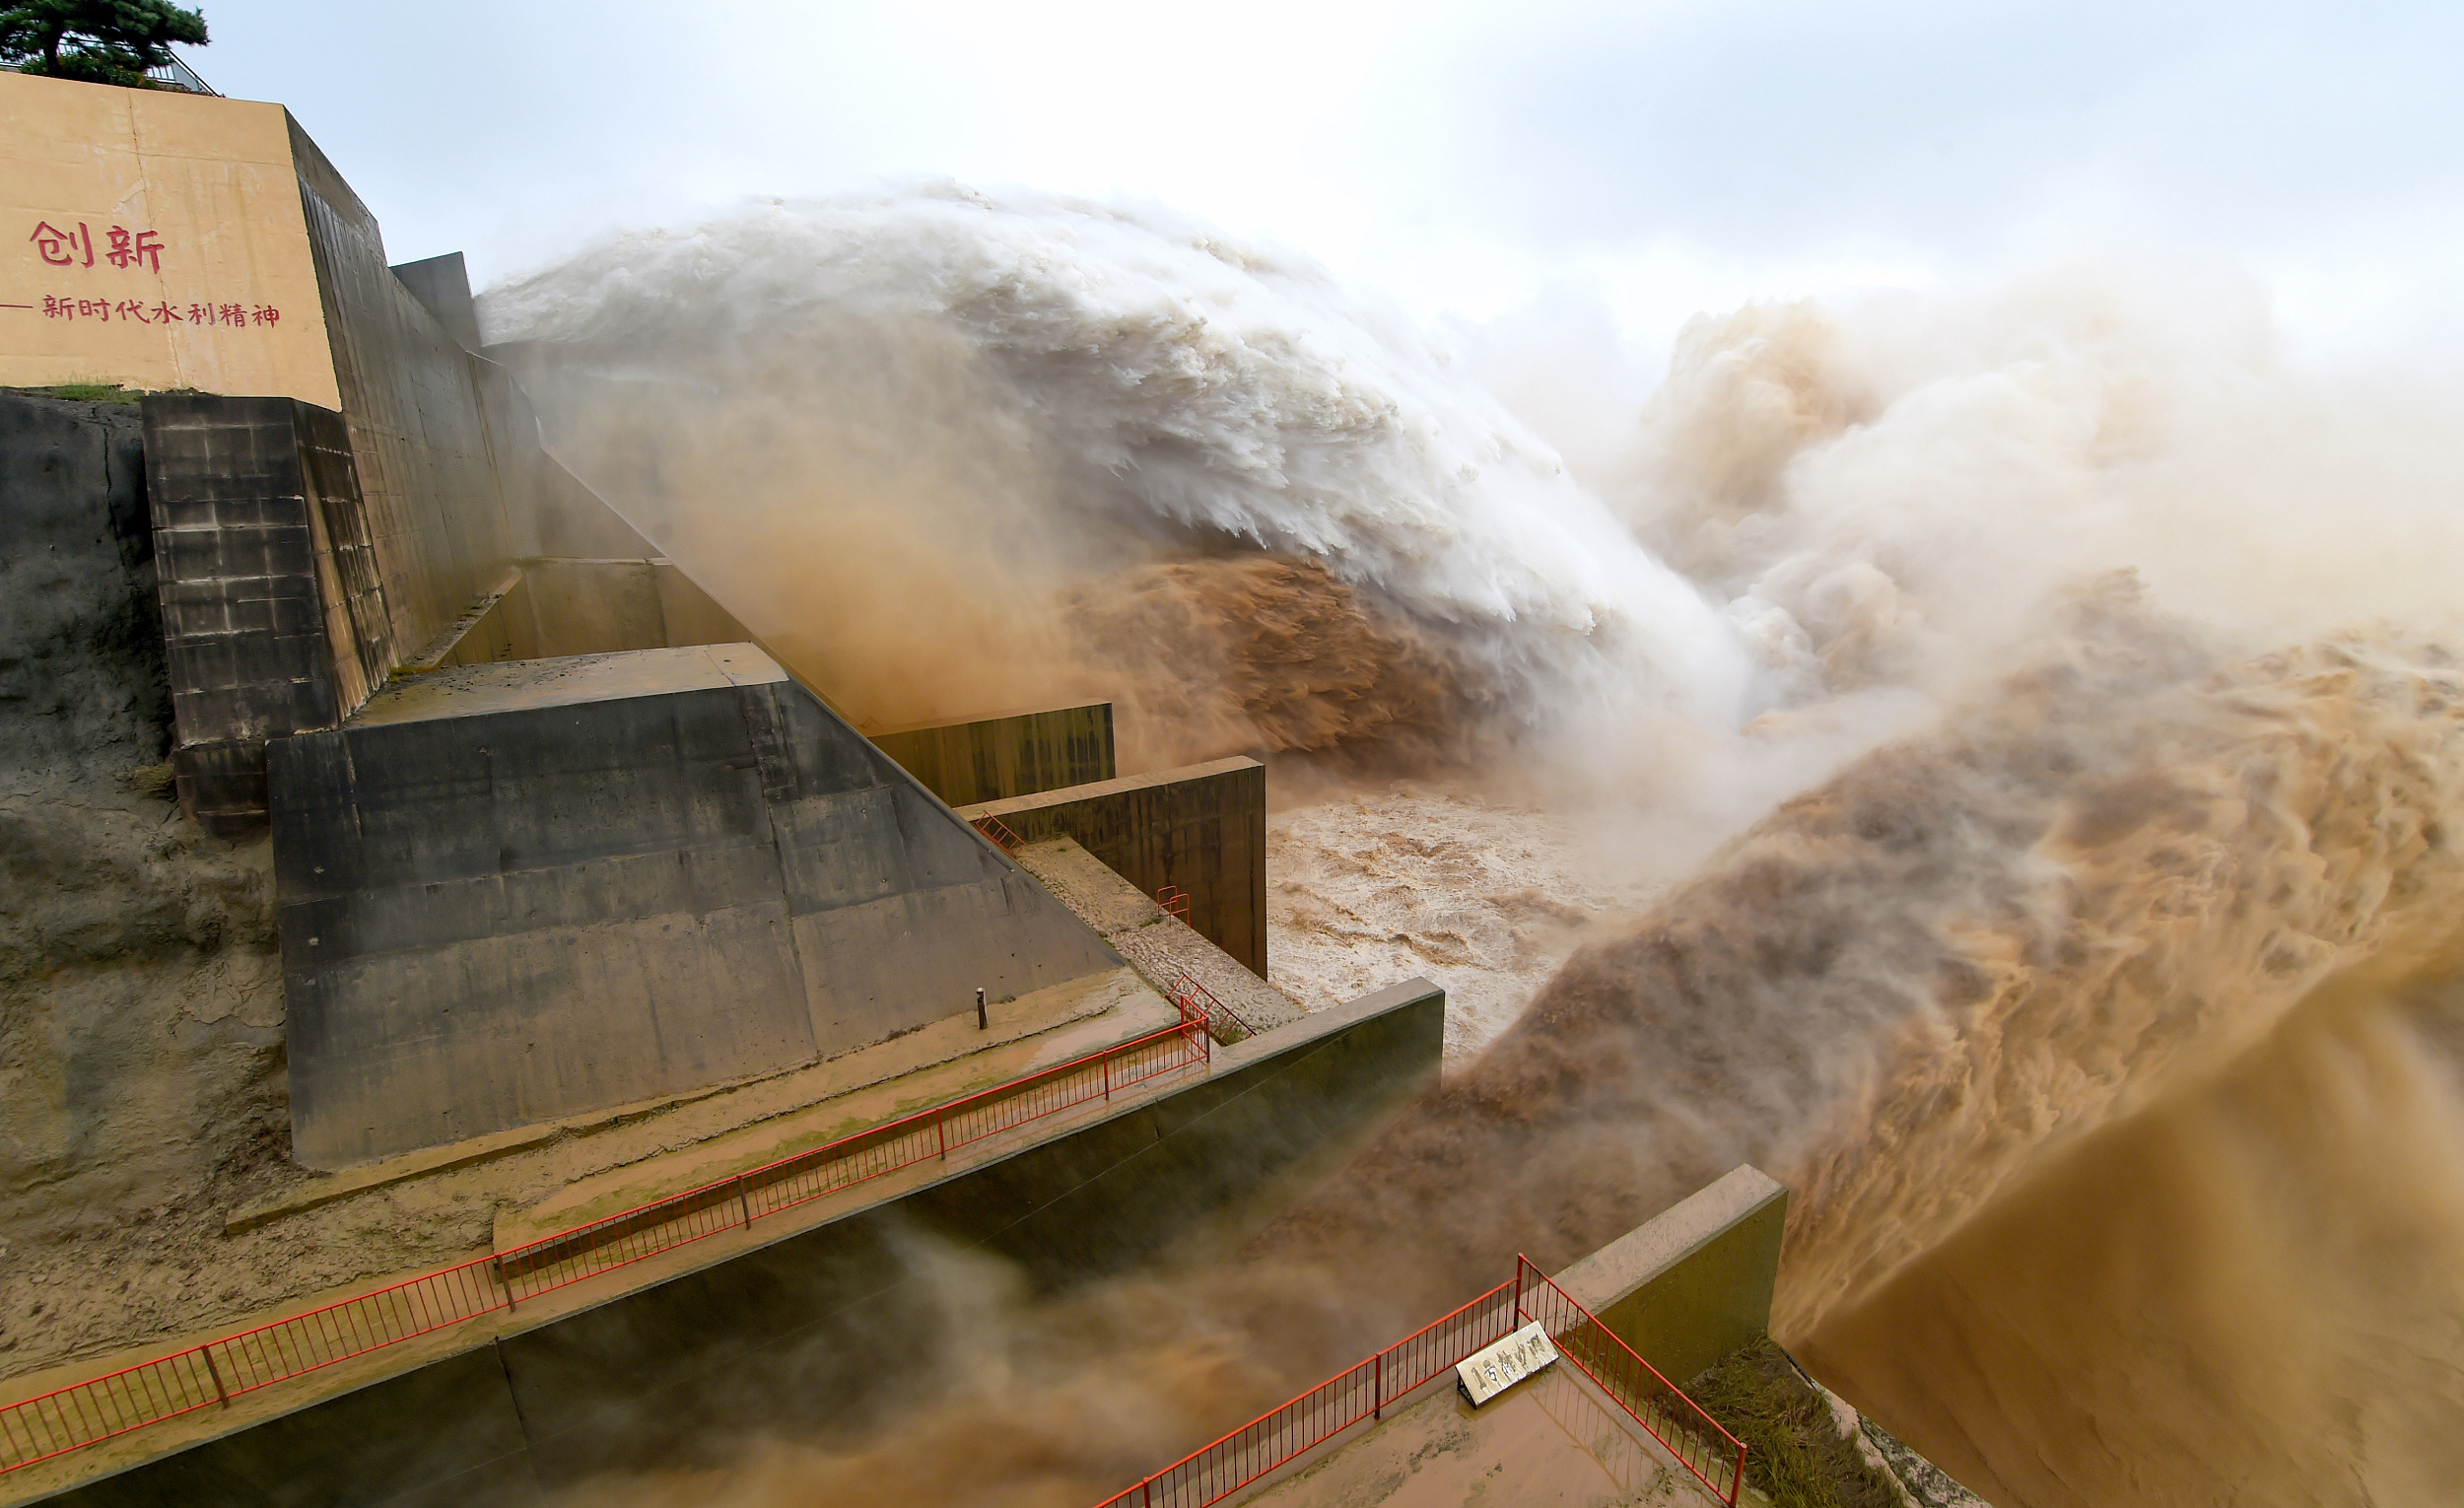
270 645 1121 1168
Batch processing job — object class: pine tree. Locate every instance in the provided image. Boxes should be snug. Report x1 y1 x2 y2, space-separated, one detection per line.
1 0 209 89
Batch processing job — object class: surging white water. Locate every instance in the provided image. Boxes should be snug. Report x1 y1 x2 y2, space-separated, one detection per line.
482 187 2464 1508
481 186 1755 753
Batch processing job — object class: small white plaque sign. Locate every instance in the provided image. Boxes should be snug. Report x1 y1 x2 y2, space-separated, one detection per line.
1456 1321 1560 1405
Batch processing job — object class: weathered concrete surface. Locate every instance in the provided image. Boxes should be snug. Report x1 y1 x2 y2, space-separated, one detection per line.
1229 1355 1694 1508
1182 1169 1797 1508
141 394 384 836
291 119 521 672
487 966 1168 1252
1554 1166 1789 1390
869 702 1115 807
0 392 160 774
270 644 1121 1168
26 981 1446 1508
961 756 1267 979
401 559 749 672
1012 836 1301 1034
503 558 748 661
389 253 483 355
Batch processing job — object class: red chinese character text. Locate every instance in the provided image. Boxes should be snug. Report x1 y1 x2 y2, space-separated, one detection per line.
152 302 182 322
30 221 95 267
103 227 165 273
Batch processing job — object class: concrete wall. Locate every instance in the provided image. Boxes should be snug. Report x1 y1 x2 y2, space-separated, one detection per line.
961 757 1267 978
4 74 678 678
1553 1165 1790 1389
33 980 1445 1508
269 645 1121 1168
0 391 163 775
870 703 1115 808
290 120 689 676
407 560 750 673
506 559 748 661
141 394 382 836
11 78 712 815
1 74 342 405
389 252 481 354
288 120 518 672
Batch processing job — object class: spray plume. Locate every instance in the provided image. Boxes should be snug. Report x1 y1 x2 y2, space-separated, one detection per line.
481 189 2464 1508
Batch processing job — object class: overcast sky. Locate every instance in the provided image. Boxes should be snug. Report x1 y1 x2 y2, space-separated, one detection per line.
182 0 2463 363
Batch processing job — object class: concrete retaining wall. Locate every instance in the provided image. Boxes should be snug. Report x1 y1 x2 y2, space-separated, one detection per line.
0 392 163 778
141 394 381 836
960 757 1267 979
270 645 1119 1168
389 253 483 355
501 558 747 661
869 702 1115 808
1553 1165 1789 1388
34 981 1447 1508
290 121 517 671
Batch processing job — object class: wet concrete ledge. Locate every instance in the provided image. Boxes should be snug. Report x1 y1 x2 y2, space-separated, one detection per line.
26 980 1445 1508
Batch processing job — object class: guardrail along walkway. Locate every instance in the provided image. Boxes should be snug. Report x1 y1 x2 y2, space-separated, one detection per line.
1094 1254 1747 1508
0 1000 1214 1478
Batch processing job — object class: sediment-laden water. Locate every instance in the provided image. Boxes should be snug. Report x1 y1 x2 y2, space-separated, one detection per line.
488 191 2464 1506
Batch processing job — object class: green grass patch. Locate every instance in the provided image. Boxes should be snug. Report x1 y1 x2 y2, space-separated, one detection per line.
1685 1337 1903 1508
40 382 146 404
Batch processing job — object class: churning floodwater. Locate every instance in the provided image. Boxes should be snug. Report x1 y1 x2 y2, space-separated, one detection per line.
482 186 2464 1507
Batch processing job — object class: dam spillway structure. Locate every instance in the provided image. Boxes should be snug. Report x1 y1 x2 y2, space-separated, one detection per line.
0 63 1976 1508
0 62 1441 1504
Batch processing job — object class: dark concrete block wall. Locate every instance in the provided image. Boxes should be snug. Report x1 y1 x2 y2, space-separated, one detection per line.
270 647 1121 1168
141 395 384 837
0 392 165 777
34 981 1445 1508
961 756 1268 978
869 702 1116 807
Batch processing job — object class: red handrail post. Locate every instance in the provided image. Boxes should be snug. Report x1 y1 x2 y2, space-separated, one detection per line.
1104 1051 1112 1103
199 1346 228 1407
1732 1438 1747 1505
936 1109 948 1160
736 1176 753 1228
1373 1349 1383 1419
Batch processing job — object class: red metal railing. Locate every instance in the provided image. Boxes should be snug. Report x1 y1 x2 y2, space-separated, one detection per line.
0 1001 1213 1477
1092 1255 1745 1508
1156 884 1192 921
1517 1261 1747 1503
971 813 1025 852
1167 966 1259 1045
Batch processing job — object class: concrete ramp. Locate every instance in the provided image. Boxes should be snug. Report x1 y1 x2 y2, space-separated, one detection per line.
269 645 1120 1168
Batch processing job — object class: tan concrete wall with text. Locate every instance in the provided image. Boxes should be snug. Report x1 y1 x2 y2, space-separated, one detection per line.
0 73 338 406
